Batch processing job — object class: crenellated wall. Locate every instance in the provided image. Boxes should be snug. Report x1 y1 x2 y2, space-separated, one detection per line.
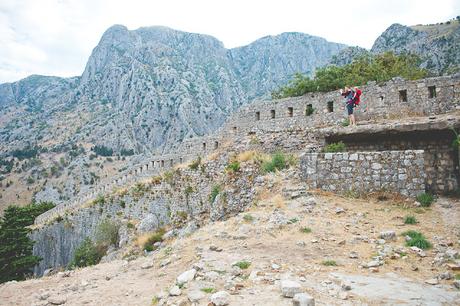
34 74 460 225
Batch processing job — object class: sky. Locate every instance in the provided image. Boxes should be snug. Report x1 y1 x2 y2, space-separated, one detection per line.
0 0 458 83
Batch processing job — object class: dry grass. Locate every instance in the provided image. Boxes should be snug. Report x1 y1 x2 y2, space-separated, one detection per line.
236 150 258 163
135 232 154 249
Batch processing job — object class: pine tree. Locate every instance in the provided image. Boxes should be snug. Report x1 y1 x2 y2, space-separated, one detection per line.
0 202 54 283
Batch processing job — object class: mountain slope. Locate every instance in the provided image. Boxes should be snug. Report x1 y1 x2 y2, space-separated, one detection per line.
371 19 460 74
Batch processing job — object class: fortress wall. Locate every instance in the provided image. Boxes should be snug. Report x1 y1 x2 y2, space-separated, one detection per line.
34 75 460 224
300 150 426 197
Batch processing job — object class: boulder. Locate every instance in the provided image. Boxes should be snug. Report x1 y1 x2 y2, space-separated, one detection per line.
280 280 302 298
169 285 182 296
177 269 197 285
292 293 315 306
210 291 230 305
380 230 396 241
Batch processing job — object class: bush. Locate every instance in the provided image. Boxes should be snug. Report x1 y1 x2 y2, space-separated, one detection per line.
189 157 201 170
201 287 215 293
323 142 346 153
70 237 104 268
93 145 113 157
272 52 427 99
322 260 337 266
233 261 251 269
243 214 254 222
300 227 312 233
95 219 120 247
143 228 165 251
402 230 432 249
404 215 417 225
262 152 287 173
416 193 434 207
226 161 240 172
210 185 221 203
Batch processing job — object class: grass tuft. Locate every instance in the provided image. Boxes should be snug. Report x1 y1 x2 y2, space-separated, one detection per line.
402 230 432 249
404 215 417 224
322 260 337 266
300 227 312 233
233 261 251 269
416 193 434 207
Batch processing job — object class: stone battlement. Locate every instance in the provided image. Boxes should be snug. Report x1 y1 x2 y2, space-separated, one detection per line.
34 74 460 225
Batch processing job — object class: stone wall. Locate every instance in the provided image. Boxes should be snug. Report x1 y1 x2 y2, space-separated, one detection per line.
34 74 460 225
300 150 426 197
326 129 458 193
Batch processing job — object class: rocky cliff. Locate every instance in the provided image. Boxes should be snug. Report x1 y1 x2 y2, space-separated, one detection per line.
371 20 460 74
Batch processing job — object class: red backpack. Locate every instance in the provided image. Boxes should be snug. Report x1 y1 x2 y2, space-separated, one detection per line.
353 88 362 105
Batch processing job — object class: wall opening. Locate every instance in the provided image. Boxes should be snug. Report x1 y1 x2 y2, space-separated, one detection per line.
287 107 293 117
379 95 384 102
306 104 314 116
170 159 173 166
180 158 183 164
214 141 219 149
270 110 276 119
255 111 260 121
327 101 334 113
233 126 237 132
428 86 436 98
161 160 165 167
399 89 408 102
203 142 206 151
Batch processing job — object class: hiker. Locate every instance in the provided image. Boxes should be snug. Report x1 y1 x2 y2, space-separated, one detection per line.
340 86 356 126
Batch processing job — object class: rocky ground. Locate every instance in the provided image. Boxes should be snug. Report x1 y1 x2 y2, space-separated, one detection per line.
1 171 460 306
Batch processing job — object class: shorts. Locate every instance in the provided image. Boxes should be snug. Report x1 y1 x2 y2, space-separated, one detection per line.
346 103 354 115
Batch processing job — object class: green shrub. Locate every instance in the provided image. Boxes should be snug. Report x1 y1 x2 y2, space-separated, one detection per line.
95 219 120 247
322 260 337 266
226 161 240 172
404 215 417 225
92 194 105 206
233 261 251 269
144 228 166 251
127 222 135 229
70 237 104 268
243 214 254 222
305 105 314 116
288 217 299 224
402 230 432 249
210 185 221 203
144 244 154 252
201 287 215 294
189 157 201 170
341 119 350 127
323 142 346 153
262 152 287 173
416 193 434 207
271 52 427 99
300 227 312 233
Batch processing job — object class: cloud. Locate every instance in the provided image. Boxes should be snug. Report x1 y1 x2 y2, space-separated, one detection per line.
0 0 458 83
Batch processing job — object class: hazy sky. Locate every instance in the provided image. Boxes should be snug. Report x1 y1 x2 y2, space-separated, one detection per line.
0 0 458 83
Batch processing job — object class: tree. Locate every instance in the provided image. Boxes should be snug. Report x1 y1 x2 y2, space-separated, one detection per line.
272 52 428 98
0 202 54 283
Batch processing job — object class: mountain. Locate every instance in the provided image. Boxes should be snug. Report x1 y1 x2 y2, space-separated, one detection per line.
371 19 460 74
0 25 347 209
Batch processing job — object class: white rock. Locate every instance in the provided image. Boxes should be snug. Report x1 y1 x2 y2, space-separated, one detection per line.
188 290 205 302
176 269 197 285
380 230 396 241
425 278 439 285
169 285 182 296
366 260 382 268
141 262 154 269
272 263 281 270
48 297 66 305
210 291 230 306
280 280 302 298
292 292 315 305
